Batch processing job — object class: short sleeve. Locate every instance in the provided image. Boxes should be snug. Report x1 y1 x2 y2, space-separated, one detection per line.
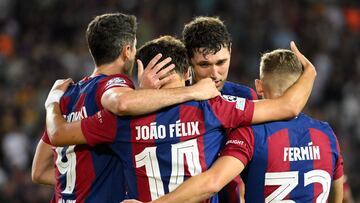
95 74 135 108
333 135 344 180
81 109 118 147
208 95 254 128
220 127 255 166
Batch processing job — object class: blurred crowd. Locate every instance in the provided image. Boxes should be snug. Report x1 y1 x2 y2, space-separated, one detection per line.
0 0 359 202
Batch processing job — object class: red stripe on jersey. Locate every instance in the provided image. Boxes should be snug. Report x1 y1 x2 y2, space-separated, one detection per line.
333 132 344 180
179 105 207 173
81 110 117 146
130 115 157 201
309 128 332 202
60 96 71 115
95 74 135 109
265 129 291 198
75 94 86 111
74 146 96 203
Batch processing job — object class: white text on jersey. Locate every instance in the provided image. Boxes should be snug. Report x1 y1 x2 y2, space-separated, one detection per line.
135 120 200 141
65 106 88 122
283 142 320 162
58 198 76 203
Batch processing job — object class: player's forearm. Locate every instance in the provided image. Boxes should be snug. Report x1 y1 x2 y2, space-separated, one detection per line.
32 141 55 185
33 168 55 185
113 87 197 116
152 172 219 203
46 103 85 146
46 103 65 141
329 176 344 203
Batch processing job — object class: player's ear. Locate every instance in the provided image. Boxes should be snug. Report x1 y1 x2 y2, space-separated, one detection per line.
184 66 191 81
122 44 132 60
255 79 264 97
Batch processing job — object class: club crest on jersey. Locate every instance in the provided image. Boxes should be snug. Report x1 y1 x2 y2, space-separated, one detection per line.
221 95 246 111
106 77 128 89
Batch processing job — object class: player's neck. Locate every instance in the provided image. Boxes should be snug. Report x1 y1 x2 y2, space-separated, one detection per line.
91 62 128 77
161 78 185 89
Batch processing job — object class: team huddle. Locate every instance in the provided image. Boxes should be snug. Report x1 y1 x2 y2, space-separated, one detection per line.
31 13 344 203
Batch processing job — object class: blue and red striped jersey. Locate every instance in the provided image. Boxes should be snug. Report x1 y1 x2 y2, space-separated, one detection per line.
221 81 258 100
81 95 255 202
221 113 344 202
42 73 134 203
219 81 257 203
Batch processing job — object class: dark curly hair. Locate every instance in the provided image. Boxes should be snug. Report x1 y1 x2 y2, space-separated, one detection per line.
86 13 137 66
182 16 232 58
136 36 189 78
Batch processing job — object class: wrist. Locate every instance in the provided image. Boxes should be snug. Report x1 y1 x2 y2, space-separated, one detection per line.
184 86 197 100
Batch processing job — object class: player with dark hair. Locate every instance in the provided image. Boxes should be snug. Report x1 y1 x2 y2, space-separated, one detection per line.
182 16 257 202
44 36 316 202
134 48 344 203
31 13 219 203
183 16 257 99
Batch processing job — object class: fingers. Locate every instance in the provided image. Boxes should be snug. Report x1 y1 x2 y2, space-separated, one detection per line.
146 53 163 70
157 73 177 87
156 64 175 79
290 41 309 67
152 57 172 73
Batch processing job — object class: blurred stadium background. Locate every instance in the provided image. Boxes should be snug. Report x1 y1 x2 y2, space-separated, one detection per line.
0 0 359 202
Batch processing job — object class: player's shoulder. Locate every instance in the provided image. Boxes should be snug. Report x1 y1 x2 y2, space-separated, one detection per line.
298 113 337 137
222 81 257 100
299 113 332 128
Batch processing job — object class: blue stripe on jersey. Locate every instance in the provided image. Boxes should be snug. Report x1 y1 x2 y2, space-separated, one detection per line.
242 124 268 203
201 101 224 168
288 126 314 202
221 81 255 100
83 79 102 115
155 105 181 194
113 118 138 199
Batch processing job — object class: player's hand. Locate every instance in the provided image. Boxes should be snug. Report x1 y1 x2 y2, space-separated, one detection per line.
45 78 73 108
49 78 74 92
137 53 177 89
290 41 317 77
121 199 144 203
191 78 221 101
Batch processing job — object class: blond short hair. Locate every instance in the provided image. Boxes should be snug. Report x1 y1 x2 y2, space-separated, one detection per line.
260 49 303 95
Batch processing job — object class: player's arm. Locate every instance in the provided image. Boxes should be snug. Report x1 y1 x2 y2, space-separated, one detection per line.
46 102 86 146
102 79 219 116
125 156 244 203
251 41 316 124
31 138 55 185
102 54 220 116
329 176 344 203
44 79 87 146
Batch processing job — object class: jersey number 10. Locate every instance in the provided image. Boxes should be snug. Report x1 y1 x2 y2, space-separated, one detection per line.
135 139 202 200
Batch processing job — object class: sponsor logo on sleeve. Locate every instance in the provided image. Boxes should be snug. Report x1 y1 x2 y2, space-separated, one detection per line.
221 95 246 111
106 77 128 88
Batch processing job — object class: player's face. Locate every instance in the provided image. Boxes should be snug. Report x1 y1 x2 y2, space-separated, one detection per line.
190 47 230 90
